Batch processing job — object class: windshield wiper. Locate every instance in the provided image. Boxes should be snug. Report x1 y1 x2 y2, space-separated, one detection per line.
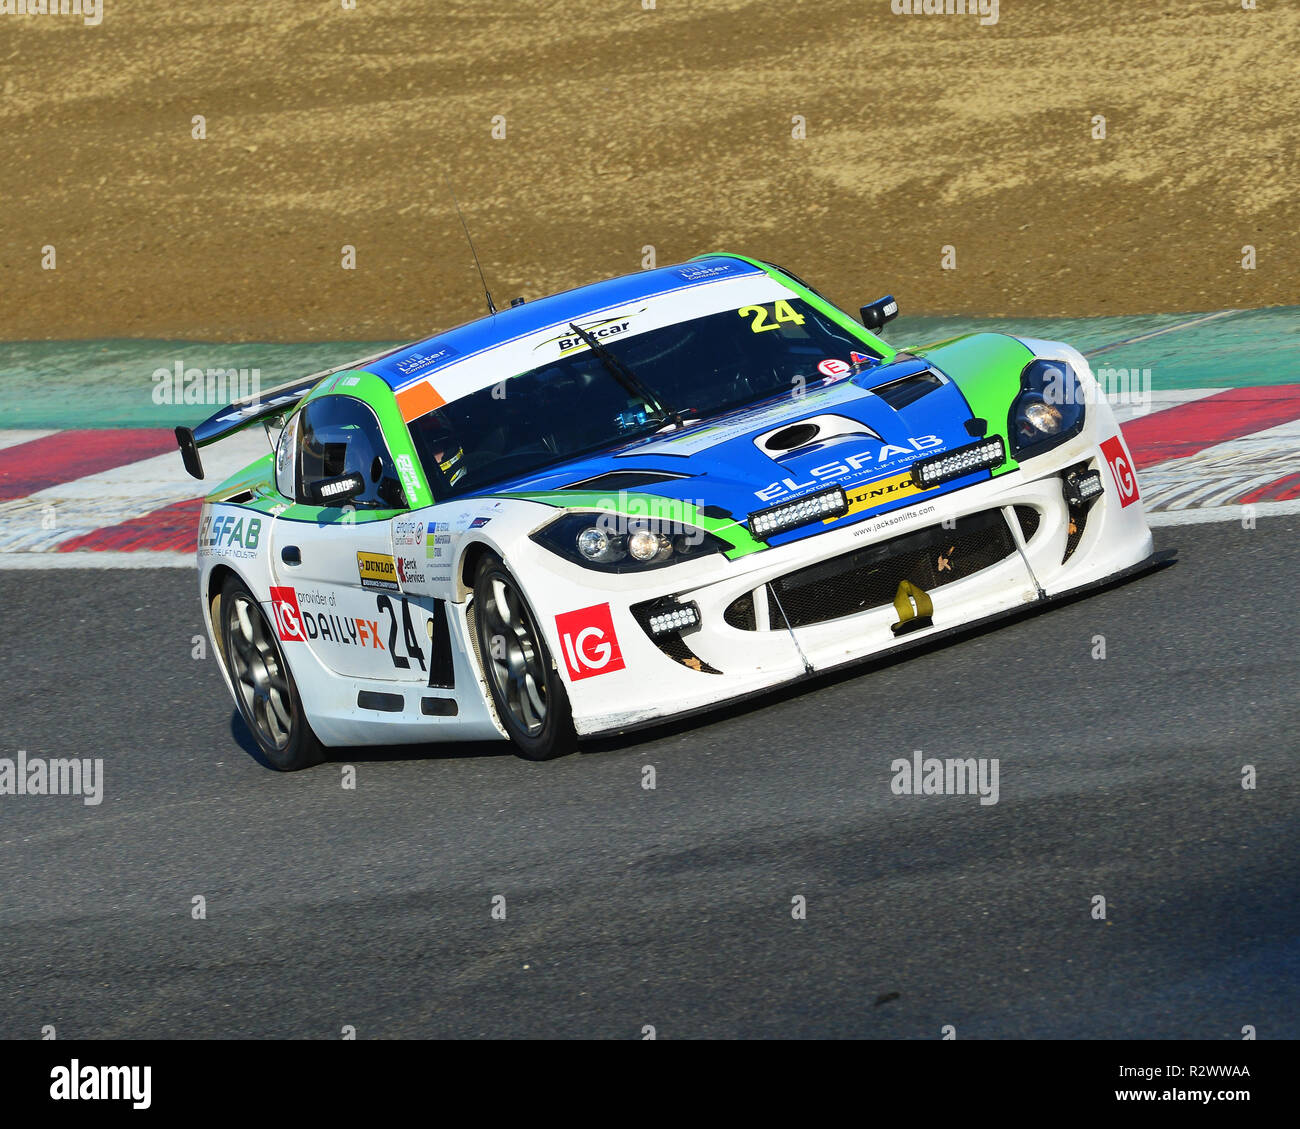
566 322 685 429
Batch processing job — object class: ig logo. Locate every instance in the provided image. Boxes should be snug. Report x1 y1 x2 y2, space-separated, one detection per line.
1099 435 1140 507
554 603 625 680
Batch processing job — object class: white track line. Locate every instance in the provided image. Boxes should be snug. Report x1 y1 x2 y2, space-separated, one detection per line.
1082 309 1244 357
0 429 58 451
1109 387 1224 425
1147 500 1300 526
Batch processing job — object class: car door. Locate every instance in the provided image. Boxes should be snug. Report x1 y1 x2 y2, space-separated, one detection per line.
268 393 432 684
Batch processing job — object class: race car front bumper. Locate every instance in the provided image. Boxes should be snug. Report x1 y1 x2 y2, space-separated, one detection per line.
522 428 1155 738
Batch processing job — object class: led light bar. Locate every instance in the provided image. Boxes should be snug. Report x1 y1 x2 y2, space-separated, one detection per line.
748 485 848 539
1064 468 1104 505
910 437 1006 490
647 600 701 637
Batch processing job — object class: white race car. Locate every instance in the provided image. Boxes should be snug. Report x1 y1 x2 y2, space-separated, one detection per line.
176 253 1155 769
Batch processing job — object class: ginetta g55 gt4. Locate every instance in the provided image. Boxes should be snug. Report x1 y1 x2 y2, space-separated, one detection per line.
176 252 1154 769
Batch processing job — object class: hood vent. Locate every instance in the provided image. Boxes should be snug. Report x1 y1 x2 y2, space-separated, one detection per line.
870 369 943 410
763 423 820 451
754 414 882 456
563 469 690 491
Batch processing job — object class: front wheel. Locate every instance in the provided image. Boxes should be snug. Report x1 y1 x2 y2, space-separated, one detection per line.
472 555 576 761
217 575 325 771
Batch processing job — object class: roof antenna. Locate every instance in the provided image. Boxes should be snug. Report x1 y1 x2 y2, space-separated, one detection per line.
445 179 497 315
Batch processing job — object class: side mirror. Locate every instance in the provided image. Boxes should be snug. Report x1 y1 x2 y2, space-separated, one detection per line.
860 295 899 333
309 471 365 506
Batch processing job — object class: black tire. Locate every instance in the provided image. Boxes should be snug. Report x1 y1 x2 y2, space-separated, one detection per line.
472 554 576 761
217 575 325 771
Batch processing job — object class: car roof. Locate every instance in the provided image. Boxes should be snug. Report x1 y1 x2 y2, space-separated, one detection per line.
361 254 765 391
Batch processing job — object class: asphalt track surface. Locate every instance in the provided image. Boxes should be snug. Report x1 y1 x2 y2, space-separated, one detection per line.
1 520 1297 1039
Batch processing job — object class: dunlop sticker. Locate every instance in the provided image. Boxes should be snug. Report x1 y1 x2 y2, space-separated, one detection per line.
357 551 400 591
826 471 931 523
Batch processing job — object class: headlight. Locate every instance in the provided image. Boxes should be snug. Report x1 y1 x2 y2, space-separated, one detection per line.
1018 398 1063 435
532 511 730 572
1010 359 1086 458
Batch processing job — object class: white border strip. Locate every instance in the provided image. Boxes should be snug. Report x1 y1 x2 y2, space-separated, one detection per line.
1147 499 1300 526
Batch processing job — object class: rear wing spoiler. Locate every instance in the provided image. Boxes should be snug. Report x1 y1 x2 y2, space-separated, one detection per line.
173 342 409 479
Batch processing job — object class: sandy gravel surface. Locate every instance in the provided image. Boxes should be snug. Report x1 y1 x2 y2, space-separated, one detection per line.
0 0 1295 340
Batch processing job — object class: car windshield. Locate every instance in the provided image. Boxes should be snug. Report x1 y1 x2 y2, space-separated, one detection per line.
407 297 877 501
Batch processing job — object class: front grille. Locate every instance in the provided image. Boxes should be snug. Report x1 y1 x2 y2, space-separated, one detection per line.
724 591 757 631
1014 505 1041 542
726 509 1018 631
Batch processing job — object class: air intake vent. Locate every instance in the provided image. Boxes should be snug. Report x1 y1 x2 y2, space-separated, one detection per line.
871 370 943 410
564 470 688 491
763 423 821 452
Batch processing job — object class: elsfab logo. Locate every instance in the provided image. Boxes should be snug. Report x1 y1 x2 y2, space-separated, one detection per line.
198 514 261 558
755 435 943 501
555 603 625 680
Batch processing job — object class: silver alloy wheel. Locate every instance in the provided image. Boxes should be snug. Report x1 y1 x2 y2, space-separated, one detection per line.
480 574 548 737
226 592 294 751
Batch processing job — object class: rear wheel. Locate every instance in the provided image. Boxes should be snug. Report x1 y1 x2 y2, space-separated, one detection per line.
218 575 325 771
472 555 576 761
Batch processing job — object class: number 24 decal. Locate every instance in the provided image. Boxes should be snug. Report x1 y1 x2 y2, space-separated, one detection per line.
738 300 806 333
376 593 426 673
